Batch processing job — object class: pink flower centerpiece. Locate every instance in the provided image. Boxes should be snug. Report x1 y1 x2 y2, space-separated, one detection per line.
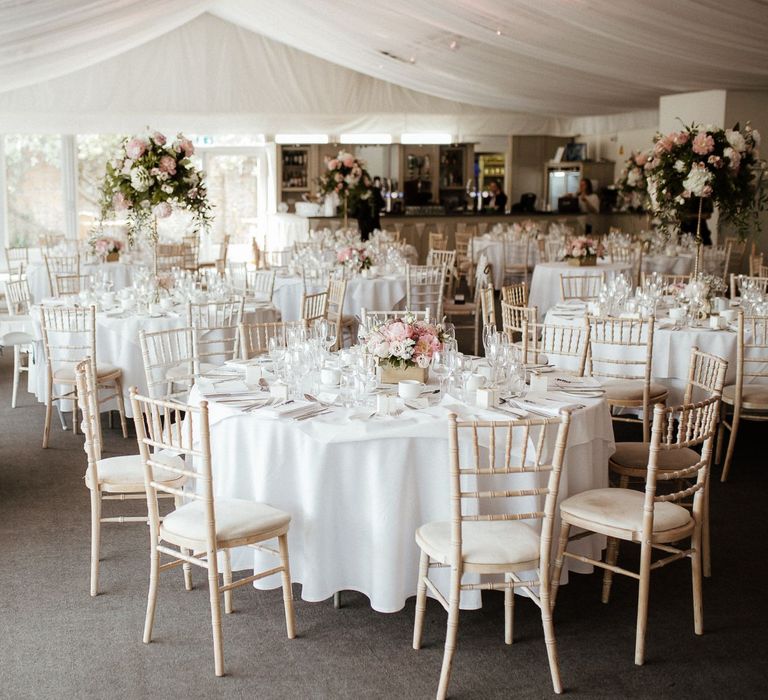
91 236 123 261
337 245 372 273
563 237 605 266
363 312 446 382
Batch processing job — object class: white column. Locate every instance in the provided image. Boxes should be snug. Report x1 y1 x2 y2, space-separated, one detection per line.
61 134 78 240
0 136 7 256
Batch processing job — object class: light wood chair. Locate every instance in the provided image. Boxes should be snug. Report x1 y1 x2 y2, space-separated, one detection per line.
359 308 431 328
479 284 497 332
199 234 231 274
760 264 768 279
225 261 249 295
427 249 458 299
264 248 292 270
428 232 447 251
52 273 91 297
560 272 605 302
717 311 768 482
44 253 80 296
252 238 263 269
139 326 198 401
520 318 589 373
454 231 474 288
38 232 66 249
501 302 538 346
4 246 29 277
541 239 564 263
75 360 187 597
186 298 244 367
129 390 296 677
587 316 667 442
39 304 127 447
406 264 447 323
326 278 355 350
552 394 721 665
729 273 768 299
609 347 727 578
155 243 185 272
249 269 276 301
443 260 492 355
239 320 306 359
182 233 200 272
501 234 531 286
610 243 641 286
2 278 35 407
301 290 328 327
413 412 573 698
501 282 528 306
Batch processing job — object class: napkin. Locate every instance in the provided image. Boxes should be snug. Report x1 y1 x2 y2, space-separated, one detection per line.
258 400 316 419
510 393 581 416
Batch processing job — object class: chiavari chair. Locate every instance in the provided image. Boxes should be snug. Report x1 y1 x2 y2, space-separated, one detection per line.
44 253 79 296
187 298 244 367
139 326 198 401
239 320 305 359
559 272 605 302
501 301 538 346
4 246 29 277
501 282 528 306
326 278 355 350
520 318 589 373
444 259 492 355
501 233 530 286
2 277 35 407
52 273 91 297
301 290 328 327
406 264 446 323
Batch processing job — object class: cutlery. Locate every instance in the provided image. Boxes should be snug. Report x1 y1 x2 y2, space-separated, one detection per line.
294 408 332 421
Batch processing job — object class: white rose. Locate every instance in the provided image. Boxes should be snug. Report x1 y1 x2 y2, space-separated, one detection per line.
416 355 430 369
161 184 174 194
627 169 641 186
374 341 390 358
130 166 151 192
673 160 686 173
140 199 150 209
723 147 741 170
389 340 404 357
726 129 747 153
682 164 713 197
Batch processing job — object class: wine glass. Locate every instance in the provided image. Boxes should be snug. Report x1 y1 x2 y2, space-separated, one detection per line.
431 350 449 396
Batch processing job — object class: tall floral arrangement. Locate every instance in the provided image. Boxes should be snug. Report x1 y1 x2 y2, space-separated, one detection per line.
97 130 213 246
645 122 766 238
318 151 373 217
616 150 651 211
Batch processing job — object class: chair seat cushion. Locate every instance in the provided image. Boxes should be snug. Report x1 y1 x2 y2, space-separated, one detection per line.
722 384 768 409
1 331 35 346
85 451 185 492
161 498 291 547
561 488 692 536
54 364 120 381
165 361 216 381
601 379 668 402
416 520 540 568
610 442 701 471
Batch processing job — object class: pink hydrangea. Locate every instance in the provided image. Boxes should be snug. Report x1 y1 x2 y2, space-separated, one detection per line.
692 132 715 155
384 321 409 343
125 138 147 160
177 138 195 157
159 155 177 174
152 131 167 146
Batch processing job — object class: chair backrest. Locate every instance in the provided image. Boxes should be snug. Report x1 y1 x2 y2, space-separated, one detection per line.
182 233 199 271
75 359 103 466
502 235 530 275
501 282 528 306
447 412 572 581
130 391 216 553
479 285 496 330
641 396 721 539
406 264 446 322
521 319 589 374
4 246 29 275
301 290 328 326
426 249 456 270
730 273 768 299
542 239 563 263
40 304 97 375
560 272 605 301
45 254 80 294
239 320 306 359
248 269 276 301
760 264 768 279
139 326 197 400
4 278 31 315
186 298 244 364
587 316 655 384
360 308 430 330
683 346 728 404
609 244 635 264
501 302 538 343
454 232 472 261
39 232 66 249
226 261 249 294
326 278 347 351
428 232 446 250
217 234 231 269
156 243 185 272
53 273 90 297
265 248 292 269
734 311 768 392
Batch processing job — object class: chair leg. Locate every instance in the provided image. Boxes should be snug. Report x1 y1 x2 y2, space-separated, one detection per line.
691 528 704 636
278 533 296 639
601 537 620 604
413 549 430 650
550 521 571 609
222 549 233 614
143 541 161 644
703 470 712 578
715 403 727 465
89 489 102 597
12 345 21 408
720 409 741 482
72 394 79 436
436 568 461 700
43 374 53 448
206 548 225 676
634 541 653 666
539 576 563 694
113 377 129 438
504 574 515 645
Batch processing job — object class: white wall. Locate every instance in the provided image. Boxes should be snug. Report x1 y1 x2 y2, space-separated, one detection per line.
579 127 658 180
658 90 727 133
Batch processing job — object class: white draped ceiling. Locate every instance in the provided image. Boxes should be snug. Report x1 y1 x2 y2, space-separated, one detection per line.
1 1 767 134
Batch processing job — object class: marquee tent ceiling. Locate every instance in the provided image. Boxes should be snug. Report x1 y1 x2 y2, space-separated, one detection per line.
1 0 767 133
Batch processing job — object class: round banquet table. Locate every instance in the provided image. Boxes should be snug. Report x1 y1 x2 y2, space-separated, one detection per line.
470 236 540 290
26 259 136 303
543 308 739 405
642 254 694 277
26 300 279 417
529 261 632 317
188 382 615 613
272 273 408 322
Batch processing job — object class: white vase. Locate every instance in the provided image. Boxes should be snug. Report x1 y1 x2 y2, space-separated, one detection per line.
323 194 337 217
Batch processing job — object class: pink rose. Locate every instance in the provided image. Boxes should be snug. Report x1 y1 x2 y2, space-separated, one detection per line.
707 155 723 168
634 152 648 166
176 138 194 157
342 155 355 168
125 137 147 160
327 159 339 170
159 155 177 174
673 131 689 146
152 131 167 146
112 192 131 211
692 132 715 155
654 135 673 155
385 321 409 342
152 201 172 219
701 185 713 197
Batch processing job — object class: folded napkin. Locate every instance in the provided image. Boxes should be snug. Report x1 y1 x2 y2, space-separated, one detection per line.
510 393 581 416
258 400 316 419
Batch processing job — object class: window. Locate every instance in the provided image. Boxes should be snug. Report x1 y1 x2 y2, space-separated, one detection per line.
203 153 261 244
76 134 123 240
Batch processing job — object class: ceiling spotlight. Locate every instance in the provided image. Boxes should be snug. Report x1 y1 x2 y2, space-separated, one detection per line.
409 56 416 64
449 40 459 50
495 28 503 36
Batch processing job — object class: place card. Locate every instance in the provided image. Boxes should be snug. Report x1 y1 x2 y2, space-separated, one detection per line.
269 381 289 401
475 387 497 409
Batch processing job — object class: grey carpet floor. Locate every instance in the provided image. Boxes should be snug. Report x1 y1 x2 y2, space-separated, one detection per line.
1 349 767 699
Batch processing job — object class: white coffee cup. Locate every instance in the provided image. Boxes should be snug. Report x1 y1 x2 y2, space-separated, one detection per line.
714 297 729 312
160 297 173 311
398 380 423 400
721 309 737 324
466 373 486 391
709 315 726 329
320 367 341 386
668 307 686 322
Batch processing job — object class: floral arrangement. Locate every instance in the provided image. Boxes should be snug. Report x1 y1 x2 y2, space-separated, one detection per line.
564 237 605 259
337 245 372 272
511 220 542 238
684 273 726 302
318 151 374 216
363 313 445 369
645 122 766 237
98 130 213 246
90 236 123 256
616 151 651 211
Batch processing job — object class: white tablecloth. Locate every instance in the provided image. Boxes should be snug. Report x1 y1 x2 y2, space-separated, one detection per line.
190 383 614 613
262 213 310 250
530 261 632 317
272 274 408 322
642 254 694 276
26 260 135 303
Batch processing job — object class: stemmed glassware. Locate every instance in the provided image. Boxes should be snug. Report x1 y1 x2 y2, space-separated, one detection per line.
431 350 449 396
